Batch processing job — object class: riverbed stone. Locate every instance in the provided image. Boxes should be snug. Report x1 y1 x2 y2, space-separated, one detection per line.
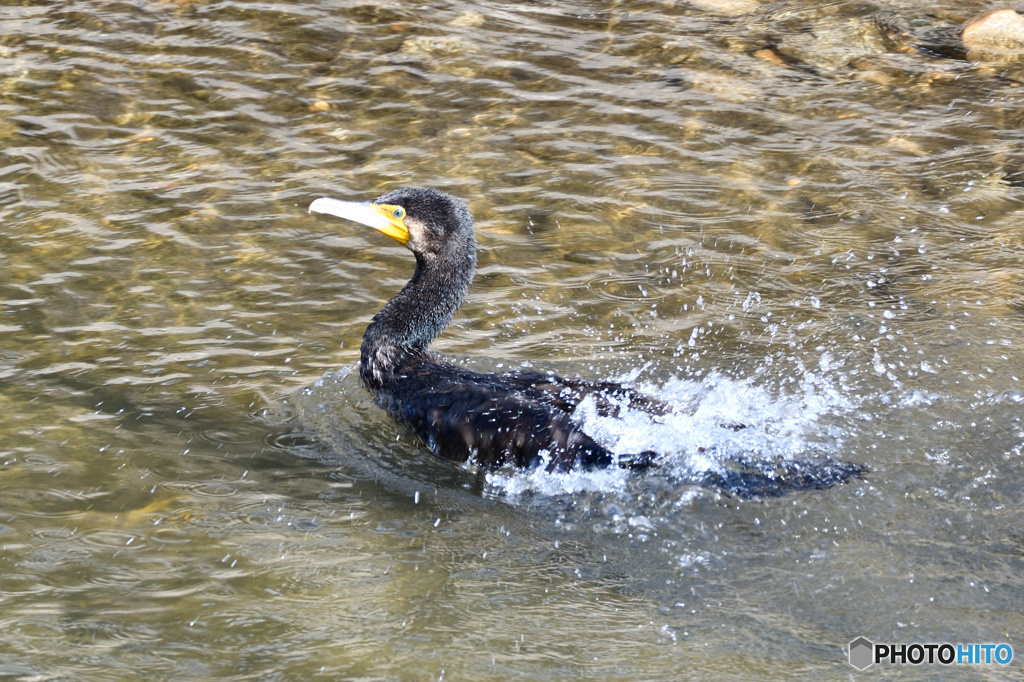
686 0 761 17
961 9 1024 60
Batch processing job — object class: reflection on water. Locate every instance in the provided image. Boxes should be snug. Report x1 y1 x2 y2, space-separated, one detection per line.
1 0 1023 677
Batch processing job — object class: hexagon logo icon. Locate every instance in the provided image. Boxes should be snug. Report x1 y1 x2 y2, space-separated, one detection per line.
849 637 874 670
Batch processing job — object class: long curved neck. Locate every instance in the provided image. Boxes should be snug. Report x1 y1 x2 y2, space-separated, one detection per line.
360 249 476 389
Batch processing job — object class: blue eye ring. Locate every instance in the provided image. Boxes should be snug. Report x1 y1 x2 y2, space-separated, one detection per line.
392 207 405 219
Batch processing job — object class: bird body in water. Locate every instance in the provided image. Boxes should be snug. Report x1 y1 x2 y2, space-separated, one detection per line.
310 188 658 472
309 188 862 493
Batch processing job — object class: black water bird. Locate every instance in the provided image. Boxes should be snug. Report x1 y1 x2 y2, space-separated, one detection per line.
309 187 659 473
309 188 862 493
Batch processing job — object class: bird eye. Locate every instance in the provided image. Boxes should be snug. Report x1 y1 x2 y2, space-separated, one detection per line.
392 207 405 219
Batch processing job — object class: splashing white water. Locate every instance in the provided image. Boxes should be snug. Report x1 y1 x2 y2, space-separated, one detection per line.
485 369 855 499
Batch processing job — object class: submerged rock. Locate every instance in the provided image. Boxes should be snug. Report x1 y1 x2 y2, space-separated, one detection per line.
449 11 485 28
686 0 761 17
869 9 916 52
764 7 924 71
400 35 476 57
742 4 1024 71
961 9 1024 61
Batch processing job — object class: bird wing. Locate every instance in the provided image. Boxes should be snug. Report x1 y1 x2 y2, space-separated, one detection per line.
414 382 614 471
373 357 655 471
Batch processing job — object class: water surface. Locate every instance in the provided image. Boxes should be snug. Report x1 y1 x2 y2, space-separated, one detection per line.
1 0 1022 678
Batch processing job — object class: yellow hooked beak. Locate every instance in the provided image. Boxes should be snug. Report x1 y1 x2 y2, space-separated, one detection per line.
309 197 410 245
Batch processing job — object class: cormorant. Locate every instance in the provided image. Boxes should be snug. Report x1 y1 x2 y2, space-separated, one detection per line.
309 187 661 472
309 188 862 493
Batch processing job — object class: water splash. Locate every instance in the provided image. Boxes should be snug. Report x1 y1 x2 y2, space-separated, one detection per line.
485 368 858 499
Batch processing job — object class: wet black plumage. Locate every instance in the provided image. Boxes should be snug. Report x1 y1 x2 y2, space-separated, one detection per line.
310 187 657 472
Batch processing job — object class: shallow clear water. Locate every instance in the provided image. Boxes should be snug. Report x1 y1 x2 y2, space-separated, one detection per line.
1 0 1023 678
